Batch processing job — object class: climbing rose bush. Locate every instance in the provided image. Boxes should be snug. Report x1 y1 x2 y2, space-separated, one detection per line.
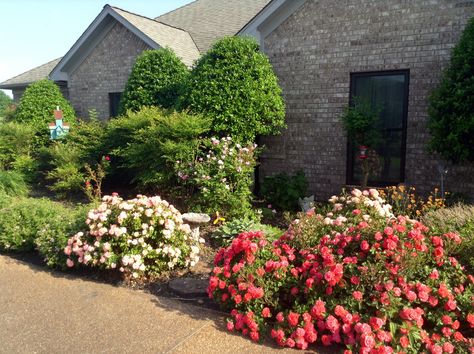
176 136 257 219
208 189 474 353
65 193 204 278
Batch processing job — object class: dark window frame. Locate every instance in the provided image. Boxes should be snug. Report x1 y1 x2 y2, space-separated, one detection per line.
346 69 410 187
109 92 122 118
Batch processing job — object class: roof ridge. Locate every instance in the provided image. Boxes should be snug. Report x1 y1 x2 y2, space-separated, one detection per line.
154 0 198 20
1 57 62 85
110 5 190 34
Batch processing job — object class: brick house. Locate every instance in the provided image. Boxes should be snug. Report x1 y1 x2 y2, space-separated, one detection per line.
1 0 473 199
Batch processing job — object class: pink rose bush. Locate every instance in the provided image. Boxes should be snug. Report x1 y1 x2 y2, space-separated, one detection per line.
65 193 204 278
208 189 474 352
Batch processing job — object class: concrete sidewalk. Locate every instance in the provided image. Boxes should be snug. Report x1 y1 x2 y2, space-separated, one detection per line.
0 255 329 354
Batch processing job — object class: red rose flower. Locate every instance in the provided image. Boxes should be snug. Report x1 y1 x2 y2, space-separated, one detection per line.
288 312 300 327
261 307 271 318
400 335 409 348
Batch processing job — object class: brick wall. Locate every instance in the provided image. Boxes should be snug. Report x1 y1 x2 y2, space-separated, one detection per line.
69 21 151 120
261 0 474 200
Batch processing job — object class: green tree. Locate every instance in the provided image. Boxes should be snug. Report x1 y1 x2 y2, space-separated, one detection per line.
0 90 13 118
180 36 286 143
428 17 474 163
119 48 189 114
15 79 75 145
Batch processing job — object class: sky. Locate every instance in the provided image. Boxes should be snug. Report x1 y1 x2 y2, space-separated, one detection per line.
0 0 194 97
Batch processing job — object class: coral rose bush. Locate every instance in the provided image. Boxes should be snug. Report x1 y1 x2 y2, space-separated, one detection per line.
65 193 204 278
208 189 474 353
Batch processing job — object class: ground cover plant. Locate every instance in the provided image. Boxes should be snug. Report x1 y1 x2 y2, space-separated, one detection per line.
208 189 474 353
261 170 308 211
65 194 205 279
423 204 474 273
0 196 85 253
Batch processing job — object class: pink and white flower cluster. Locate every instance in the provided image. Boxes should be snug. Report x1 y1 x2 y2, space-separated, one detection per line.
176 136 257 218
65 193 204 278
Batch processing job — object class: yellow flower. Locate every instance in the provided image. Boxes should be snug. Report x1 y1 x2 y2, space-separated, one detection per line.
213 211 225 225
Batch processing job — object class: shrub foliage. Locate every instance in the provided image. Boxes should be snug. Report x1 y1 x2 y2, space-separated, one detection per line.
180 36 286 142
119 48 189 114
15 80 75 142
428 17 474 163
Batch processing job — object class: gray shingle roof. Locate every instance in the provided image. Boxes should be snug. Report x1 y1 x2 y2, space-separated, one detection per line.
156 0 272 53
1 1 272 88
111 7 200 67
0 57 62 88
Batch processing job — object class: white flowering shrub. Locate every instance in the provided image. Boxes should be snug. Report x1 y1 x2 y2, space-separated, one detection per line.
64 193 204 278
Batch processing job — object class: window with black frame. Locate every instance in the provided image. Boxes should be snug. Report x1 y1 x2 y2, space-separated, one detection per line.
109 92 122 118
347 71 409 186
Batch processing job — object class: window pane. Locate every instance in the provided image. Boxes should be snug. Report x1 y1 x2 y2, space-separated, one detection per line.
349 72 408 185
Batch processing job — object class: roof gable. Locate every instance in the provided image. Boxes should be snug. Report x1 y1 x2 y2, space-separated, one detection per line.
50 5 199 81
239 0 307 50
156 0 272 52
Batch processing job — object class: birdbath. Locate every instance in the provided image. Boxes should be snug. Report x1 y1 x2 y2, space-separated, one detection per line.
182 213 210 237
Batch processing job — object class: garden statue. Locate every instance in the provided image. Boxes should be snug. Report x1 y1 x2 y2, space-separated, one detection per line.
49 106 70 140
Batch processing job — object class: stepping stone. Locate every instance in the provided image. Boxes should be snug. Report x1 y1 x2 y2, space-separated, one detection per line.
168 277 209 298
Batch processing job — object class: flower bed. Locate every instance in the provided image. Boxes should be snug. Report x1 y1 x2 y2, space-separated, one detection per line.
208 189 474 353
65 194 204 278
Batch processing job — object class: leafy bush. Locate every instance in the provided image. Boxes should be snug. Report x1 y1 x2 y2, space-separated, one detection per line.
103 107 158 183
423 204 474 272
0 121 35 170
41 118 108 199
35 203 90 269
177 137 258 219
0 170 29 197
213 218 282 246
180 36 285 143
209 189 474 352
0 90 12 118
45 143 85 198
15 80 75 146
65 194 204 278
261 171 308 211
119 49 189 114
119 108 210 190
0 197 77 252
428 17 474 163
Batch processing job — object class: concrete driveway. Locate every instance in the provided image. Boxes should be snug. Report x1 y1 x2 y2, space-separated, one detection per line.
0 255 334 354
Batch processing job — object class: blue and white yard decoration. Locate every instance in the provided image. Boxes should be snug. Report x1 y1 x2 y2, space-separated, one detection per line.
49 106 70 140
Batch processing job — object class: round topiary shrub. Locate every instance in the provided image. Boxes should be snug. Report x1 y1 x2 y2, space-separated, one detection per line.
119 48 189 114
428 17 474 163
208 189 474 352
15 79 75 142
180 36 286 143
65 194 204 278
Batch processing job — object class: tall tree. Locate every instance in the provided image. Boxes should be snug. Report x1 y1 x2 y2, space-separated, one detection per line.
428 18 474 163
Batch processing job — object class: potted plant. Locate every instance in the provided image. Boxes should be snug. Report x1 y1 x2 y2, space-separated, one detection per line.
341 97 381 188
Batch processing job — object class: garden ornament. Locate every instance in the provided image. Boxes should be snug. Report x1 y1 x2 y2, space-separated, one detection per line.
49 106 70 140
